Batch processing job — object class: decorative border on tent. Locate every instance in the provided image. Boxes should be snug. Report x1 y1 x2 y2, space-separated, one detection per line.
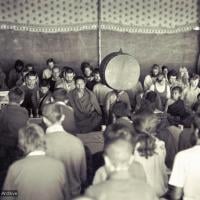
0 21 198 34
101 22 199 34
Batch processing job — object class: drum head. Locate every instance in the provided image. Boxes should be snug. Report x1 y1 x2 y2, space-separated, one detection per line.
104 54 140 90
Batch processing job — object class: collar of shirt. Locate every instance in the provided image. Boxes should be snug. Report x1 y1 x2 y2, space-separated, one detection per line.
55 101 66 106
46 124 65 134
27 150 46 157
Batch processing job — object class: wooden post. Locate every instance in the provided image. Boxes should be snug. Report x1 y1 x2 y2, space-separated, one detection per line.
97 0 102 67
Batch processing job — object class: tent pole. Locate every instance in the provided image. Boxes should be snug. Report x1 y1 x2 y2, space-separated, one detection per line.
97 0 102 67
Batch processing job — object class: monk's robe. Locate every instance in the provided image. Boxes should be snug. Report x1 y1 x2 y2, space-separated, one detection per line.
68 88 102 133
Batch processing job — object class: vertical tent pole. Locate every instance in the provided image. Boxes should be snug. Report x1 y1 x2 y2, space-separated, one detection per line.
97 0 102 67
196 29 200 74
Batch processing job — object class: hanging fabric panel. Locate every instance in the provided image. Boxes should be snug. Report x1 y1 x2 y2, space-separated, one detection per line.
0 0 198 33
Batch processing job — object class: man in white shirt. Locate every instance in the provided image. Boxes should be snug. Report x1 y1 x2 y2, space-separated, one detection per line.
169 116 200 200
143 64 160 91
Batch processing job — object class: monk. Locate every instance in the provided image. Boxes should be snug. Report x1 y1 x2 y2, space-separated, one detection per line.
68 76 102 133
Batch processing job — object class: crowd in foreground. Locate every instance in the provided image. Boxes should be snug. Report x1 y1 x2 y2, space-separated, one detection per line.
0 58 200 200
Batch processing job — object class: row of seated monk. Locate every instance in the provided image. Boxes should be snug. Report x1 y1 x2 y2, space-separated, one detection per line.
0 59 200 132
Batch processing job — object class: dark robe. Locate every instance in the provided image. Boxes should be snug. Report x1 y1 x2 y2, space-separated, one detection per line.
68 88 102 133
167 99 192 127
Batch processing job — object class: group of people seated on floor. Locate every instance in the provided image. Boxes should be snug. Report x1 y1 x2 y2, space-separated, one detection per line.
0 58 200 199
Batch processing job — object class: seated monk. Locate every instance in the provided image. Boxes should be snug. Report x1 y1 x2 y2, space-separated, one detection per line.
68 76 102 133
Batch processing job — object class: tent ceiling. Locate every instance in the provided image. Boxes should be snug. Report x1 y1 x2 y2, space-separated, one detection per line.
0 0 199 33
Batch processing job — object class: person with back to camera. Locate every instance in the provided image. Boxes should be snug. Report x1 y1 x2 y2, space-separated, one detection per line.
111 101 134 132
86 123 157 200
104 89 131 125
168 116 200 200
132 111 168 197
0 87 29 173
3 123 69 200
52 88 77 134
42 103 87 198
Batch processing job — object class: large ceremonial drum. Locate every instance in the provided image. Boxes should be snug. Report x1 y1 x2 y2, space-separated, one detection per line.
100 50 140 90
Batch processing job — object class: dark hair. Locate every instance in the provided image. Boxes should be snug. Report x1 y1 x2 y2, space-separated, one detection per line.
62 66 75 77
93 68 100 74
63 66 74 74
190 115 200 145
42 103 63 123
172 86 182 94
156 73 165 82
145 91 157 103
8 87 24 104
14 59 24 72
80 62 93 73
190 73 200 81
52 88 68 102
150 64 160 77
162 65 168 71
25 71 38 78
25 64 34 71
193 116 200 137
112 102 130 118
167 69 177 79
39 79 49 88
132 111 159 134
52 66 60 72
135 133 156 158
46 58 54 65
74 76 85 83
152 64 159 69
104 123 133 149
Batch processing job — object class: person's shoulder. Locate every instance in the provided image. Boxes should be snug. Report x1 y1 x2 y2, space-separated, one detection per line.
61 132 84 147
130 160 145 172
19 84 27 91
8 157 26 172
85 181 106 198
144 74 152 80
68 88 76 96
44 155 65 169
175 146 195 160
42 67 50 72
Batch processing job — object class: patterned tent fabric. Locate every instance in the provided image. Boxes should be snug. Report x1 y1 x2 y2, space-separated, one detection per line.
0 0 199 33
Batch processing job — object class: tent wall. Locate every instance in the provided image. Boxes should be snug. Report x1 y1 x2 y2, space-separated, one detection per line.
0 30 198 81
